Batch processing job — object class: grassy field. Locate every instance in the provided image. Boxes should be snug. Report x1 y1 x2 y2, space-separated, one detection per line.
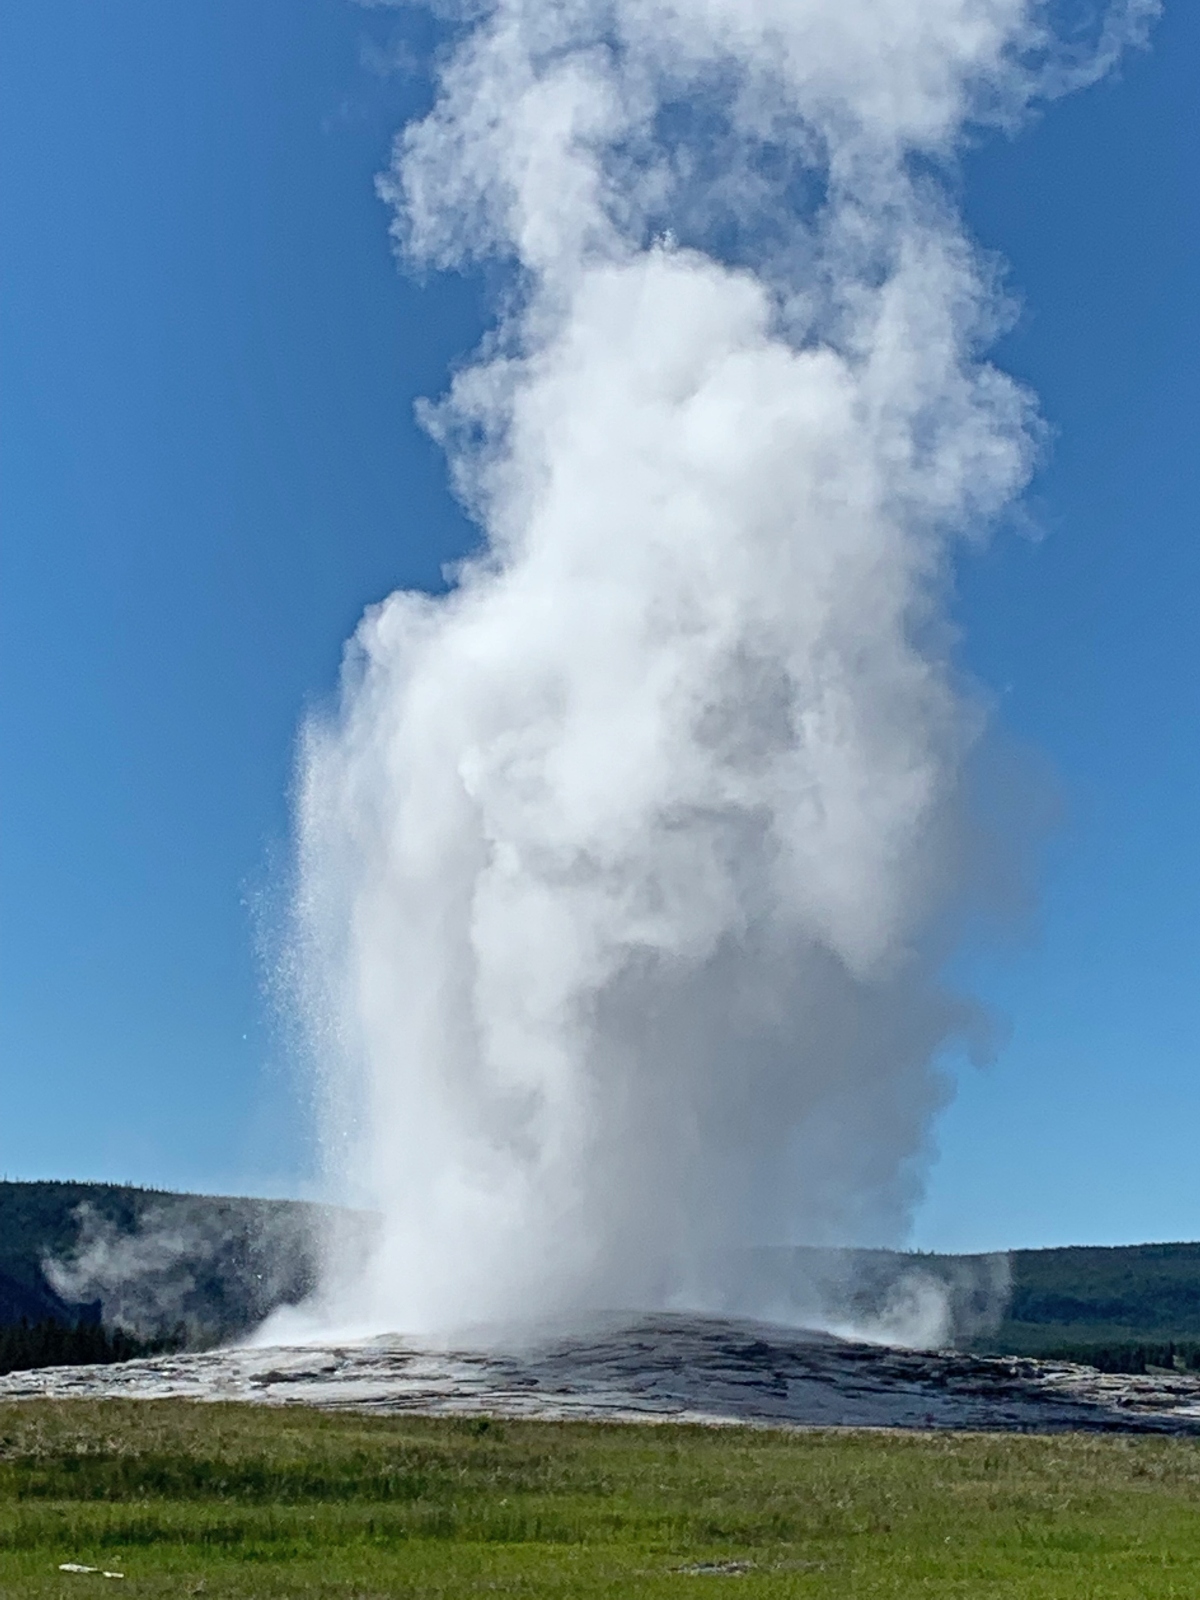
2 1404 1200 1596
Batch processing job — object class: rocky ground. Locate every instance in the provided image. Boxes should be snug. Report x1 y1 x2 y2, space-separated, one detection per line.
5 1313 1200 1433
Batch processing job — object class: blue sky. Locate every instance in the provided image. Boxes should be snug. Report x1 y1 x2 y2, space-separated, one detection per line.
1 2 1196 1250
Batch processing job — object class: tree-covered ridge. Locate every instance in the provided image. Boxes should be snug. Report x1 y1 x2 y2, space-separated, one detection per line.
1004 1243 1200 1340
0 1319 174 1377
0 1181 326 1351
0 1181 174 1297
7 1182 1200 1376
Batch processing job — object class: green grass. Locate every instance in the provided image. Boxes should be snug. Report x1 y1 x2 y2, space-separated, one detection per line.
3 1404 1200 1596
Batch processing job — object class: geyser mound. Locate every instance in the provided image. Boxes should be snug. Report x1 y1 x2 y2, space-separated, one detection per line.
8 1312 1200 1436
290 0 1157 1336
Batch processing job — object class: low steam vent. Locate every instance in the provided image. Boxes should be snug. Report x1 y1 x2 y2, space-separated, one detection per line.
19 1185 325 1347
292 0 1157 1337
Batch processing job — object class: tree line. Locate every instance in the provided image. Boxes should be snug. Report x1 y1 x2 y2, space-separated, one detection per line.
1042 1341 1200 1375
0 1318 180 1376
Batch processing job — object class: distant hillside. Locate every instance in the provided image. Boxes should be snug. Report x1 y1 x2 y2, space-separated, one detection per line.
994 1242 1200 1355
0 1266 93 1329
6 1181 1200 1365
744 1242 1200 1363
0 1181 330 1346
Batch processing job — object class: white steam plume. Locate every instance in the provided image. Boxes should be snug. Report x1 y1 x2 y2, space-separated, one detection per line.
293 0 1156 1335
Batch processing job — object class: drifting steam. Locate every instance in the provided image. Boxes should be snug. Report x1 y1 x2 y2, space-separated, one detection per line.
293 0 1155 1336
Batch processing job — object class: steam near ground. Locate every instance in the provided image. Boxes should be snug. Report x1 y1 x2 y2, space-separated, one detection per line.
289 0 1156 1340
38 1198 1008 1352
41 1199 320 1346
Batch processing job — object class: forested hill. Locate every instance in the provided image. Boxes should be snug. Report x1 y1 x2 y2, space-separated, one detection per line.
0 1181 326 1346
6 1180 1200 1363
995 1242 1200 1355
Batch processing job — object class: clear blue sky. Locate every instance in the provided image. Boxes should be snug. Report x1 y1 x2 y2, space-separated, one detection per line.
1 2 1196 1250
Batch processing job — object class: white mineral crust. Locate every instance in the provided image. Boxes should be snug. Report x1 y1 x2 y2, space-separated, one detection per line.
5 1315 1200 1433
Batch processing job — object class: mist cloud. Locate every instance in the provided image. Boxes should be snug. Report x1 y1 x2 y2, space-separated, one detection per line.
293 0 1156 1335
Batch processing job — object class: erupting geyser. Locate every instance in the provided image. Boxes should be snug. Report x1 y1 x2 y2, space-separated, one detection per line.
292 0 1156 1336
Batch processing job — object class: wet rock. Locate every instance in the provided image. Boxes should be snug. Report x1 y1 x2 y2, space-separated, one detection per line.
5 1313 1200 1433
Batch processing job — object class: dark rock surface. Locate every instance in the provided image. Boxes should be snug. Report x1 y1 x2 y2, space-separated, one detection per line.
6 1313 1200 1433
